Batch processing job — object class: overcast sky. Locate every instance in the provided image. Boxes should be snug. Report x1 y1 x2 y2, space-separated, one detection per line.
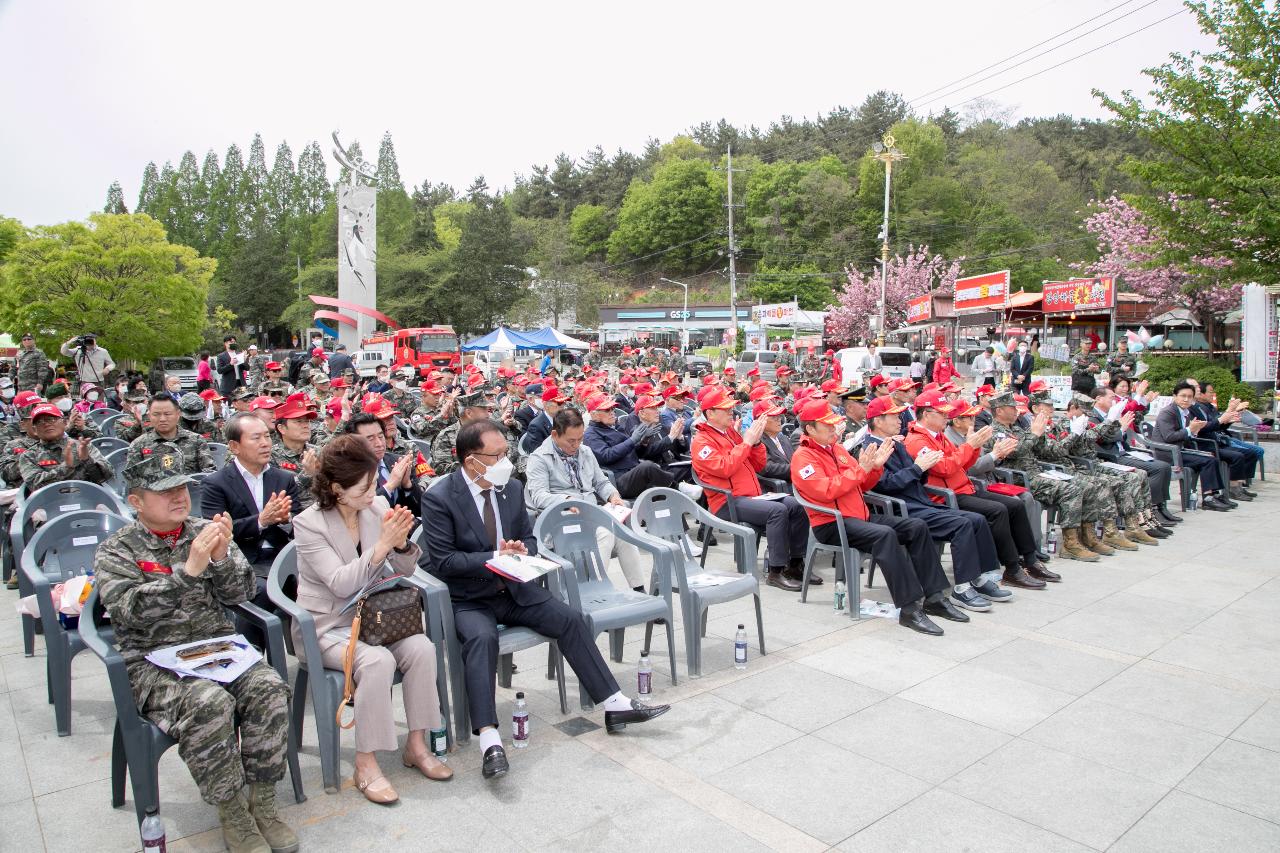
0 0 1214 226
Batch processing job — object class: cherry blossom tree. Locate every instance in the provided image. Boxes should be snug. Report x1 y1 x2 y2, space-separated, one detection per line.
828 245 963 344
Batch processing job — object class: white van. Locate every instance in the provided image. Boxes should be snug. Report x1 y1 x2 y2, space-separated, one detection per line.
353 348 389 378
836 346 913 388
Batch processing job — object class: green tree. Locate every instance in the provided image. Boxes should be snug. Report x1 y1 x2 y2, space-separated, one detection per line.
295 142 329 216
242 133 271 228
211 143 246 247
0 216 24 262
607 156 723 272
1097 0 1280 280
374 131 403 192
440 182 530 333
267 141 296 227
104 181 127 214
746 263 837 310
136 162 160 216
217 224 295 333
0 213 214 364
568 203 612 260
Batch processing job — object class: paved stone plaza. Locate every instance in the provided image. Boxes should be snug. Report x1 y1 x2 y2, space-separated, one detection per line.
3 491 1278 852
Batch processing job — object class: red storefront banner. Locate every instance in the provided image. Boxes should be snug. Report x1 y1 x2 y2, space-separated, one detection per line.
906 294 932 324
1042 277 1115 314
953 270 1010 313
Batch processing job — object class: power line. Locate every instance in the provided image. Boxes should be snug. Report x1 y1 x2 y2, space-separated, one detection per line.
596 230 724 272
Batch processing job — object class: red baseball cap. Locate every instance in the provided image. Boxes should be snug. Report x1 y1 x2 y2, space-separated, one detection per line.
661 385 687 399
867 374 888 389
722 366 736 376
1028 379 1049 393
634 395 661 410
466 373 486 389
746 366 760 377
913 390 948 410
701 374 718 386
14 391 44 410
633 382 655 395
777 366 793 377
542 386 569 404
951 401 983 417
748 386 774 401
699 387 737 411
30 403 64 420
866 396 907 419
974 384 995 396
329 377 349 389
363 397 396 419
795 398 843 425
264 361 283 371
888 377 918 393
753 399 785 418
824 349 835 356
198 389 224 402
586 393 617 412
276 401 317 420
250 396 279 411
310 347 327 358
325 399 343 419
820 379 846 394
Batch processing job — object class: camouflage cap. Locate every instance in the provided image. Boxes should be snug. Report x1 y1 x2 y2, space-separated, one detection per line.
125 389 150 403
1029 390 1054 408
988 391 1018 410
457 390 492 410
1070 392 1094 410
124 449 194 492
232 386 256 402
177 392 206 417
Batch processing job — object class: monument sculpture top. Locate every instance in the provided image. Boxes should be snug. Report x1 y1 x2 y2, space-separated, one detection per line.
331 130 376 186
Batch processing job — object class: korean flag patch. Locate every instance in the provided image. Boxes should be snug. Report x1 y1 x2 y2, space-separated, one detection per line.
799 464 815 480
697 445 713 460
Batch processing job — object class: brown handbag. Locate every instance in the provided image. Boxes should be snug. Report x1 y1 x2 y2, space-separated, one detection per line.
336 585 424 729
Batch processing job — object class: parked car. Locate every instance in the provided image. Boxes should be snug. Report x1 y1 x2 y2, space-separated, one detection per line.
353 348 390 378
836 346 912 388
685 354 712 377
148 356 199 392
732 350 779 380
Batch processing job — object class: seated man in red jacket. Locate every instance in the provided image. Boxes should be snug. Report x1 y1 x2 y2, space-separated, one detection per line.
690 386 811 592
904 392 1057 594
790 398 956 635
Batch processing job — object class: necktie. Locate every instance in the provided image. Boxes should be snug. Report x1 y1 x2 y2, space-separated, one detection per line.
481 488 498 549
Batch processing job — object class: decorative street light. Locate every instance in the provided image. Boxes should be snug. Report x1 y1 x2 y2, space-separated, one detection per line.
659 277 691 352
871 133 906 345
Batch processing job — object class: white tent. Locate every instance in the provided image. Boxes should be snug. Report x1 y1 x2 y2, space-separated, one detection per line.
540 327 592 350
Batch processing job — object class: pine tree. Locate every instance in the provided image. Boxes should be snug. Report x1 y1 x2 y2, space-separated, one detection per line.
212 143 246 245
242 133 270 228
295 141 329 216
375 131 404 192
172 151 204 247
104 181 128 214
267 141 296 226
199 150 222 247
136 162 160 216
153 161 179 235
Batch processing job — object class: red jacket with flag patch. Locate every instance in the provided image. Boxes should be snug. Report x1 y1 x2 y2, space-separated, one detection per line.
903 422 979 499
690 422 764 514
790 435 881 525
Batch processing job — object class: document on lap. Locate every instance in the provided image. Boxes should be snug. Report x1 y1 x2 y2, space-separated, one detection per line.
486 554 560 584
145 633 260 683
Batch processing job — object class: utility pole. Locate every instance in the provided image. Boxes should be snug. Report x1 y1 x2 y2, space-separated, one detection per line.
872 133 905 346
727 144 739 353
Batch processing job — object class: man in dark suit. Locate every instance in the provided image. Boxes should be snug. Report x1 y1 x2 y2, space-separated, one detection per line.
343 410 421 515
201 413 302 573
518 386 566 455
1190 381 1259 500
215 336 242 399
422 420 668 779
1009 341 1034 395
757 399 793 486
1151 382 1233 511
1087 386 1179 524
512 382 539 433
325 343 354 380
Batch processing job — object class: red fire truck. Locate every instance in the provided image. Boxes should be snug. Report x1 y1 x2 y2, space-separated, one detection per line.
362 326 461 373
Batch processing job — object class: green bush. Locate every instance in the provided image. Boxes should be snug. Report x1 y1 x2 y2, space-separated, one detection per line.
1140 354 1255 404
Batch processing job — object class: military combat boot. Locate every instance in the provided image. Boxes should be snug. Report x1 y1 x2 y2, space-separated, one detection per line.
248 782 299 853
1060 527 1100 562
1124 515 1159 546
216 791 270 853
1102 518 1139 551
1080 523 1114 556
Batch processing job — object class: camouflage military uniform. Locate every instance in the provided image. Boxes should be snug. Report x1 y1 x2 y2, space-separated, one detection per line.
585 350 603 370
126 428 215 474
985 419 1089 527
270 442 316 508
297 362 327 388
430 420 463 476
244 354 271 391
1056 415 1151 517
774 349 794 371
1 434 37 486
1105 352 1137 380
1070 350 1101 393
256 379 293 397
116 416 147 444
409 401 454 445
382 387 413 416
17 436 113 492
15 347 52 392
668 351 687 377
95 517 290 804
800 354 821 383
180 417 222 443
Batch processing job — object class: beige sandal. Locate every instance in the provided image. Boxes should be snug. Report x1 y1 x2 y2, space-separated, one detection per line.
353 769 398 805
403 749 454 781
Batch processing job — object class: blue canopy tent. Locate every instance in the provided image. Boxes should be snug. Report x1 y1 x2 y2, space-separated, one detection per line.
460 327 549 351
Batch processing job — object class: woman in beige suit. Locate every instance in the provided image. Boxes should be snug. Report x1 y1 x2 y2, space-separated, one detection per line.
293 434 452 805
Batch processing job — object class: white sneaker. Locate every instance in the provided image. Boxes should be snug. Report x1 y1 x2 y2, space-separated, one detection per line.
677 482 703 501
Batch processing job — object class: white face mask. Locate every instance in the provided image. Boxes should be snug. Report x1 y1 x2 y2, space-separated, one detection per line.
136 403 148 417
55 398 74 413
1 389 14 401
87 392 100 402
531 397 544 410
393 381 406 390
474 455 514 487
116 386 128 396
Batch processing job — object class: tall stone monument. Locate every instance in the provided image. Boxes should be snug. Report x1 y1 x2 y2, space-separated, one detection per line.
331 132 377 350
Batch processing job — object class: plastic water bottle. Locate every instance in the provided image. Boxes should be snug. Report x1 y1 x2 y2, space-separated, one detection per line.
512 692 529 748
833 580 847 612
430 726 448 762
141 807 166 852
637 650 652 697
1188 489 1199 511
734 624 748 670
1047 524 1060 556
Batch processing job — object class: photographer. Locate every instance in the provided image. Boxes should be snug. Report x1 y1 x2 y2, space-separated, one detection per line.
59 333 115 388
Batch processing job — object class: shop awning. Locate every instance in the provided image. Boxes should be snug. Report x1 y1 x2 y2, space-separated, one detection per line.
1148 308 1202 328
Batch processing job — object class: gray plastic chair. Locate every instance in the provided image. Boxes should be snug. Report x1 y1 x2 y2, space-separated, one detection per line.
411 439 433 461
266 541 455 794
78 588 305 825
103 447 129 496
87 407 117 429
97 411 127 438
534 499 677 706
689 467 766 569
12 480 131 656
186 473 207 518
1228 424 1264 482
207 442 229 470
20 510 131 735
789 486 865 618
91 436 129 456
630 488 765 677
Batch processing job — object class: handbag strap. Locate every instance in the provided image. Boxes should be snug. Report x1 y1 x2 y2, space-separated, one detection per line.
336 600 363 730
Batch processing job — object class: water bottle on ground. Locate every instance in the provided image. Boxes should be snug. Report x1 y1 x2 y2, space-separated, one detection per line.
734 624 748 670
1047 524 1060 555
512 692 529 748
1188 489 1199 511
637 650 652 696
141 807 166 852
430 726 448 762
834 580 847 612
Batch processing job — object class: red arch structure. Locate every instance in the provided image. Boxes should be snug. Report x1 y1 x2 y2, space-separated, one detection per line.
308 295 400 331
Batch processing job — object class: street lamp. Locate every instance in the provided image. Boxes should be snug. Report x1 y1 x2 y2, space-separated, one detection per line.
659 277 691 352
871 133 906 346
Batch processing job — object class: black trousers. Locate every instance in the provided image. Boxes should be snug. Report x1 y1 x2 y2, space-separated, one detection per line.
614 460 675 500
1120 454 1172 503
1216 444 1256 481
903 503 999 585
452 592 620 733
1164 450 1222 492
717 496 809 569
956 491 1036 565
813 515 944 608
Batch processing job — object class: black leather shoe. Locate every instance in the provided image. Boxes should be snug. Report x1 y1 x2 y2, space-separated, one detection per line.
1239 487 1258 498
482 745 509 779
786 560 822 584
1230 487 1254 502
767 570 802 591
1202 496 1231 512
1156 505 1182 524
1217 494 1239 508
899 606 944 635
1147 526 1171 538
805 572 824 586
1035 549 1052 561
1004 566 1047 589
605 699 670 733
925 596 971 622
1024 561 1061 583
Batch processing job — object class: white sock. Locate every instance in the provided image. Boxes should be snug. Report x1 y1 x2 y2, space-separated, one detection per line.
954 582 971 594
603 691 633 712
979 570 1000 586
478 728 502 753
